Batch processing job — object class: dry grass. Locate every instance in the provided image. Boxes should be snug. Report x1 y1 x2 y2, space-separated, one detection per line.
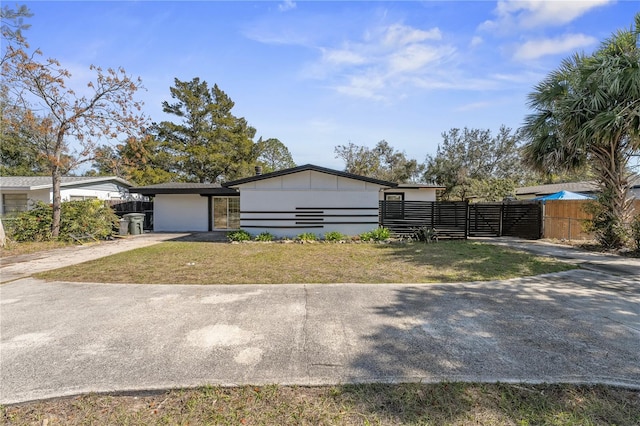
0 240 73 258
3 383 638 425
35 241 575 284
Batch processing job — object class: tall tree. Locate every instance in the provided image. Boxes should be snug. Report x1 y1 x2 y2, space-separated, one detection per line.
522 13 640 248
92 135 176 185
0 92 50 175
255 137 296 173
156 78 257 183
334 140 424 183
424 126 529 201
2 9 147 236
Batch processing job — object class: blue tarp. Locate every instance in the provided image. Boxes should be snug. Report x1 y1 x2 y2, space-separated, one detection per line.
533 190 595 201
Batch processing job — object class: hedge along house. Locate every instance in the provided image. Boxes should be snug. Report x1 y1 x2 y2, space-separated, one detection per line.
131 164 443 237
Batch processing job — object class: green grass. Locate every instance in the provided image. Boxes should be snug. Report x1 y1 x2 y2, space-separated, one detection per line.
35 241 575 284
2 383 638 425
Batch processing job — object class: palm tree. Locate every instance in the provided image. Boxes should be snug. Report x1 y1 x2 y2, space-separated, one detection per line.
522 13 640 248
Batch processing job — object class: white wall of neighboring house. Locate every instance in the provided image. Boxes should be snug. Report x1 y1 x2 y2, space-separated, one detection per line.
0 182 130 215
234 170 384 238
153 194 208 232
0 189 50 215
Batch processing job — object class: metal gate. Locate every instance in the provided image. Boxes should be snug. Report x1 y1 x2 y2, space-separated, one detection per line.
467 201 542 239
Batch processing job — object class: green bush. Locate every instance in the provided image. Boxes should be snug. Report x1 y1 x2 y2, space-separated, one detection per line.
324 231 345 242
359 227 391 241
228 229 251 242
255 232 274 242
631 215 640 251
412 226 438 243
296 232 317 241
9 200 119 242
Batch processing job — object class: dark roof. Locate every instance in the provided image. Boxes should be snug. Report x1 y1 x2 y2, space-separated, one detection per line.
130 182 238 196
516 175 640 197
0 176 132 190
516 181 599 196
223 164 398 187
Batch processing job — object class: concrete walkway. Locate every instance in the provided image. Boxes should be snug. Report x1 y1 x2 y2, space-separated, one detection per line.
1 235 638 404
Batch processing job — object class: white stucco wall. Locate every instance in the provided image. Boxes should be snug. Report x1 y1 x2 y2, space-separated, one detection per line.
234 170 385 238
153 194 208 232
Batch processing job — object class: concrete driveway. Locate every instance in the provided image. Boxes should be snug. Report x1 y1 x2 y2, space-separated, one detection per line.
2 268 639 404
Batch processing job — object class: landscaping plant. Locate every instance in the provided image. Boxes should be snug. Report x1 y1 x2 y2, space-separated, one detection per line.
324 231 345 242
227 230 251 242
359 227 391 241
296 232 317 242
254 232 274 242
8 200 119 242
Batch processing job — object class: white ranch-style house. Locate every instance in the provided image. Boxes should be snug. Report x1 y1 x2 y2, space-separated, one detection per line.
131 164 444 238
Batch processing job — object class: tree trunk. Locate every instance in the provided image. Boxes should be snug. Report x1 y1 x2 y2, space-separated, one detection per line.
592 142 632 248
0 218 6 248
51 165 62 238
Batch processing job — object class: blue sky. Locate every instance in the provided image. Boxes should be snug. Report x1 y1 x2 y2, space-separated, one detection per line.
19 0 639 170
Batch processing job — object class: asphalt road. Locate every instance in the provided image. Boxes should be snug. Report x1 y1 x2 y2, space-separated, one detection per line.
1 269 639 404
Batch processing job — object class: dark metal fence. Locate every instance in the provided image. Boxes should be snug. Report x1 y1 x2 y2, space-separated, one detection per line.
107 200 154 230
381 200 543 240
379 201 468 239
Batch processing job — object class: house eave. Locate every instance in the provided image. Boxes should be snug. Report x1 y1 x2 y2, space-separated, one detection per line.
223 164 399 188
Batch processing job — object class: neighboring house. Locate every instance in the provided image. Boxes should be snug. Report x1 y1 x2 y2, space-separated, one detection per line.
131 164 443 237
516 182 599 200
0 176 133 215
517 178 640 200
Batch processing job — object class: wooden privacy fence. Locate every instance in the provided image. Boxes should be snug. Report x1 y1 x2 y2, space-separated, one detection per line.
107 200 154 230
380 200 543 240
542 199 640 240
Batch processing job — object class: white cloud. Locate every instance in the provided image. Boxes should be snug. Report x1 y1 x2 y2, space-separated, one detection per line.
514 33 597 60
481 0 613 32
308 23 454 100
470 36 483 48
382 24 442 47
278 0 296 12
321 47 367 66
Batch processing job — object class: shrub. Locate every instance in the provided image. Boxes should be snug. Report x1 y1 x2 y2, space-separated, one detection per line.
583 195 629 249
228 230 251 242
255 232 274 242
7 202 52 242
412 226 438 243
296 232 317 242
9 200 119 242
324 231 345 242
360 227 391 241
631 215 640 251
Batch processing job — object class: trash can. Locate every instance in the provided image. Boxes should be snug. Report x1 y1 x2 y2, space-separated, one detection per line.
123 213 145 235
118 218 129 236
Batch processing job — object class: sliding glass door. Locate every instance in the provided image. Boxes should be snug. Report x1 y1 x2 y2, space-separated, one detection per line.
212 197 240 229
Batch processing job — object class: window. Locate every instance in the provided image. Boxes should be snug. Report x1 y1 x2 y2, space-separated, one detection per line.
3 193 28 215
69 195 98 201
383 192 404 219
384 193 404 201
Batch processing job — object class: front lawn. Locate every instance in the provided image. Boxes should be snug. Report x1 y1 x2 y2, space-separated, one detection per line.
3 383 638 425
36 241 575 284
